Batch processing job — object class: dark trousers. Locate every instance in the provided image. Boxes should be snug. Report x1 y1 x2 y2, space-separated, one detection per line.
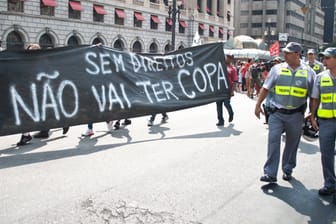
150 113 167 121
216 98 233 123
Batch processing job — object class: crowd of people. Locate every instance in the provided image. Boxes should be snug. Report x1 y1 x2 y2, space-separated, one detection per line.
2 41 335 204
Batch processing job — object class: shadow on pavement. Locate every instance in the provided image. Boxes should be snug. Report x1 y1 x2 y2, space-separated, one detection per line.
261 180 336 224
0 124 242 169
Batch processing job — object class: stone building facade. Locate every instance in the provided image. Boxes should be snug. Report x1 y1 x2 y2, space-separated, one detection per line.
0 0 234 52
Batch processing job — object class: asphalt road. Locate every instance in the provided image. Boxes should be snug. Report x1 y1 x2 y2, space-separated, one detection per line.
0 93 335 224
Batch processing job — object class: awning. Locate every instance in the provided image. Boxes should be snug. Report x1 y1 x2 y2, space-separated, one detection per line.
115 9 125 18
219 27 224 34
166 18 172 25
151 15 160 24
179 20 187 28
94 5 107 15
69 1 83 11
209 26 215 32
42 0 57 7
134 12 144 21
199 23 205 30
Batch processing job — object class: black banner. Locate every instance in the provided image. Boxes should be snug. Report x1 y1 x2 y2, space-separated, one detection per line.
0 43 229 136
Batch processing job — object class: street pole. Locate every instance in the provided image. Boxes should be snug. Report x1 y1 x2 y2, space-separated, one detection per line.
170 0 177 51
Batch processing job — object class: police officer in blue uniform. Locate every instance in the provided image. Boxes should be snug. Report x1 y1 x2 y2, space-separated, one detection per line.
255 42 315 182
309 47 336 202
306 49 324 74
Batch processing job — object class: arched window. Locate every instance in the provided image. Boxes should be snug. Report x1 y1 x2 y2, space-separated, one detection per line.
149 42 158 53
39 33 54 49
67 35 80 46
164 44 170 53
113 39 124 50
92 37 104 45
178 45 184 50
132 41 142 53
6 31 24 50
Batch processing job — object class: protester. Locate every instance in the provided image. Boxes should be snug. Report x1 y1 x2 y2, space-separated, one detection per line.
306 49 325 74
245 59 253 97
248 58 263 99
147 113 168 126
262 57 282 124
16 44 41 146
255 42 315 182
216 54 236 126
112 119 132 130
309 47 336 200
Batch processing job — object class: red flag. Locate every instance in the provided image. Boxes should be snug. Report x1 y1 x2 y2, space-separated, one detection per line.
269 41 280 57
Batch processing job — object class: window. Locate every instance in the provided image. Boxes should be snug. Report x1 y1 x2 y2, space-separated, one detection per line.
115 8 125 25
6 31 24 50
149 42 158 53
209 25 214 37
227 10 231 22
206 0 211 15
166 18 172 32
132 41 142 53
67 36 80 46
251 23 262 28
134 12 144 28
198 23 204 35
266 9 277 15
150 15 160 30
218 27 224 39
40 0 56 16
179 20 187 33
8 0 24 12
252 10 262 15
197 0 202 12
92 37 104 45
240 23 248 28
39 33 54 49
93 4 106 22
113 39 125 50
68 1 82 19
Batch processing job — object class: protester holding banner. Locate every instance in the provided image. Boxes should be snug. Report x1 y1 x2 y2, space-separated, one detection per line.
147 113 168 126
0 43 229 137
255 42 315 183
16 43 41 146
216 54 236 126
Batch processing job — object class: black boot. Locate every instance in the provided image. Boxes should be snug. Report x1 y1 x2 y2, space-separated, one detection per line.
34 130 49 138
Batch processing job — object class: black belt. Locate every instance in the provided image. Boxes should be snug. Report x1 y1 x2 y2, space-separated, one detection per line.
318 117 336 120
275 105 306 114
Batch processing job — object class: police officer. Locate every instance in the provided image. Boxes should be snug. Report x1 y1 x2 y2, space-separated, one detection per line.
309 47 336 201
306 49 324 74
255 42 315 182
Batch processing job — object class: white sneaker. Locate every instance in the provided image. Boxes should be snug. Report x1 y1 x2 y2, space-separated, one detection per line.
147 120 153 126
82 129 94 136
106 121 114 132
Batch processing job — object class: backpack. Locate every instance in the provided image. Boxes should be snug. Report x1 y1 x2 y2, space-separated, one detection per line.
250 64 259 78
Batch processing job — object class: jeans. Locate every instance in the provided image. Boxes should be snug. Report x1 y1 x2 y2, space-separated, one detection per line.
216 98 233 123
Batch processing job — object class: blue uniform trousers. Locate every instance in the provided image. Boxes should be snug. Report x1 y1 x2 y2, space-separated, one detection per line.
264 111 304 177
318 118 336 189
